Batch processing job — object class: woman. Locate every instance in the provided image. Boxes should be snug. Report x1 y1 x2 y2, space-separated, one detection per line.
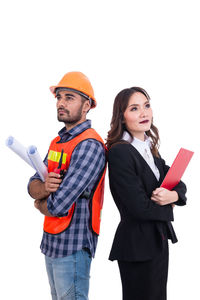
106 87 187 300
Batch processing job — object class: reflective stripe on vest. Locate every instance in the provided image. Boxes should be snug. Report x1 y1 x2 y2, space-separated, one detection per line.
43 128 107 235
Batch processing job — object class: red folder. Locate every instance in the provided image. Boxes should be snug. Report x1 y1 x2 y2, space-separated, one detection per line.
160 148 194 190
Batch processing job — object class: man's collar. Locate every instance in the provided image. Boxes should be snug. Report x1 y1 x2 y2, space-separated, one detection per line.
58 120 91 138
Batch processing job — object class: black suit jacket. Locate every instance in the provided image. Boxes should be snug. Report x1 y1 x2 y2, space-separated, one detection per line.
108 142 187 262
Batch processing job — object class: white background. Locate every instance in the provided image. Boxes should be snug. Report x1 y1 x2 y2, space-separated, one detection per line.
0 0 199 299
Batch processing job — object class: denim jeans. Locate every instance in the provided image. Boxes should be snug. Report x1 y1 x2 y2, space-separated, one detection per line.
45 249 92 300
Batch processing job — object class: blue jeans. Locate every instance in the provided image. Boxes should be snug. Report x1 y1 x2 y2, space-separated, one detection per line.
45 250 92 300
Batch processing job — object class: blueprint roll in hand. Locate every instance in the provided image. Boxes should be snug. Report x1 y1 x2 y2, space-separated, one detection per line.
6 136 33 167
6 136 48 182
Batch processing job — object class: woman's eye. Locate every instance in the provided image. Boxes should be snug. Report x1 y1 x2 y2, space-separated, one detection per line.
145 103 150 109
131 107 137 111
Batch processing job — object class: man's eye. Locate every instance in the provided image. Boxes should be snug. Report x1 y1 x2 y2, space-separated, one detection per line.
66 96 74 101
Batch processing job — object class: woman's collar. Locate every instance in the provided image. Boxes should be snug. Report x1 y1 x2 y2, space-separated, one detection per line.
122 131 151 147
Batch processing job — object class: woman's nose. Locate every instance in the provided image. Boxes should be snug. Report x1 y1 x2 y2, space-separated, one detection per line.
140 108 147 117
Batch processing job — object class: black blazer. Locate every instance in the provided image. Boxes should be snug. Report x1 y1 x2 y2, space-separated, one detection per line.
108 142 187 262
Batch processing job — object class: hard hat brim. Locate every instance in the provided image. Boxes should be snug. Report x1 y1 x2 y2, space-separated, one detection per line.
50 86 97 108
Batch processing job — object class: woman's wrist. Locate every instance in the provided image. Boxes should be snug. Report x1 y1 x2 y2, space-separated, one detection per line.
171 191 179 203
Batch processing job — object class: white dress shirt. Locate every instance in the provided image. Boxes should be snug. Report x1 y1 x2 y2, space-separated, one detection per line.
122 131 160 181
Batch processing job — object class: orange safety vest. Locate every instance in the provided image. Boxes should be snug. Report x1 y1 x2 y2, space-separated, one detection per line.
43 128 107 235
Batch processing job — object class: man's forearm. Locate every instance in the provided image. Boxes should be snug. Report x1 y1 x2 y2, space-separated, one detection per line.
29 179 50 200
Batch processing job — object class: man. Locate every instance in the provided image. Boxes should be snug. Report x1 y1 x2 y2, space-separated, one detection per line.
28 71 106 300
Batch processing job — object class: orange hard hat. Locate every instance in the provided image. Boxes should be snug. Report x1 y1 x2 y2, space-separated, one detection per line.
50 71 97 108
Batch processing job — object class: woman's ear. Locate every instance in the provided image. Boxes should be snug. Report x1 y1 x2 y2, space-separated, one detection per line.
121 117 126 124
120 112 125 124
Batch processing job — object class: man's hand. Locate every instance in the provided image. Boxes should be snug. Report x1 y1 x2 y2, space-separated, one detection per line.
44 172 62 193
151 187 178 206
29 172 62 200
34 198 54 216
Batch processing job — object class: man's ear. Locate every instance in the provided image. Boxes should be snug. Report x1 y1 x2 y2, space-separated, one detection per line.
83 100 91 114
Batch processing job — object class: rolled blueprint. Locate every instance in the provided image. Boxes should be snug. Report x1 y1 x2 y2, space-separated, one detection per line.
6 136 33 167
6 136 48 182
27 145 48 182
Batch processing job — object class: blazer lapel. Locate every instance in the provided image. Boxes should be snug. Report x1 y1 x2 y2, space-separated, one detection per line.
153 156 164 185
130 145 160 184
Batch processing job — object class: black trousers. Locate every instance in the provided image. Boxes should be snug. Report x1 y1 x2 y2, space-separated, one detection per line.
118 241 169 300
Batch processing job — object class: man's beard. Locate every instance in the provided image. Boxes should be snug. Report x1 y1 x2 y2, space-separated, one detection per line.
57 103 84 125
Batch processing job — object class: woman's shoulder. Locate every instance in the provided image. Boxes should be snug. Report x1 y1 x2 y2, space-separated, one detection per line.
108 141 133 160
109 140 132 151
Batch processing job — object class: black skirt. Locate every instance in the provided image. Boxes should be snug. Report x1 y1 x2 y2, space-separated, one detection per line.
118 240 169 300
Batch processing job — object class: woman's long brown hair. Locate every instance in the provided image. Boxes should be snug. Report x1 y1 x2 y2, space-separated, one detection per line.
106 87 160 157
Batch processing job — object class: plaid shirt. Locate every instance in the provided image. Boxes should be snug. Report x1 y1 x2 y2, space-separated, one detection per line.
28 120 106 258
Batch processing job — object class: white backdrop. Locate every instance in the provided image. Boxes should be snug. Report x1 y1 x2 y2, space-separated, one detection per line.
0 0 199 299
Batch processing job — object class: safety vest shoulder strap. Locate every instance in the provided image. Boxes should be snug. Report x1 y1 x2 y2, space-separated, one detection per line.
48 128 106 172
61 128 105 157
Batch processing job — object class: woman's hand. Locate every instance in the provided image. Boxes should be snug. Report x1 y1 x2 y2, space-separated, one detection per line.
151 187 178 206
